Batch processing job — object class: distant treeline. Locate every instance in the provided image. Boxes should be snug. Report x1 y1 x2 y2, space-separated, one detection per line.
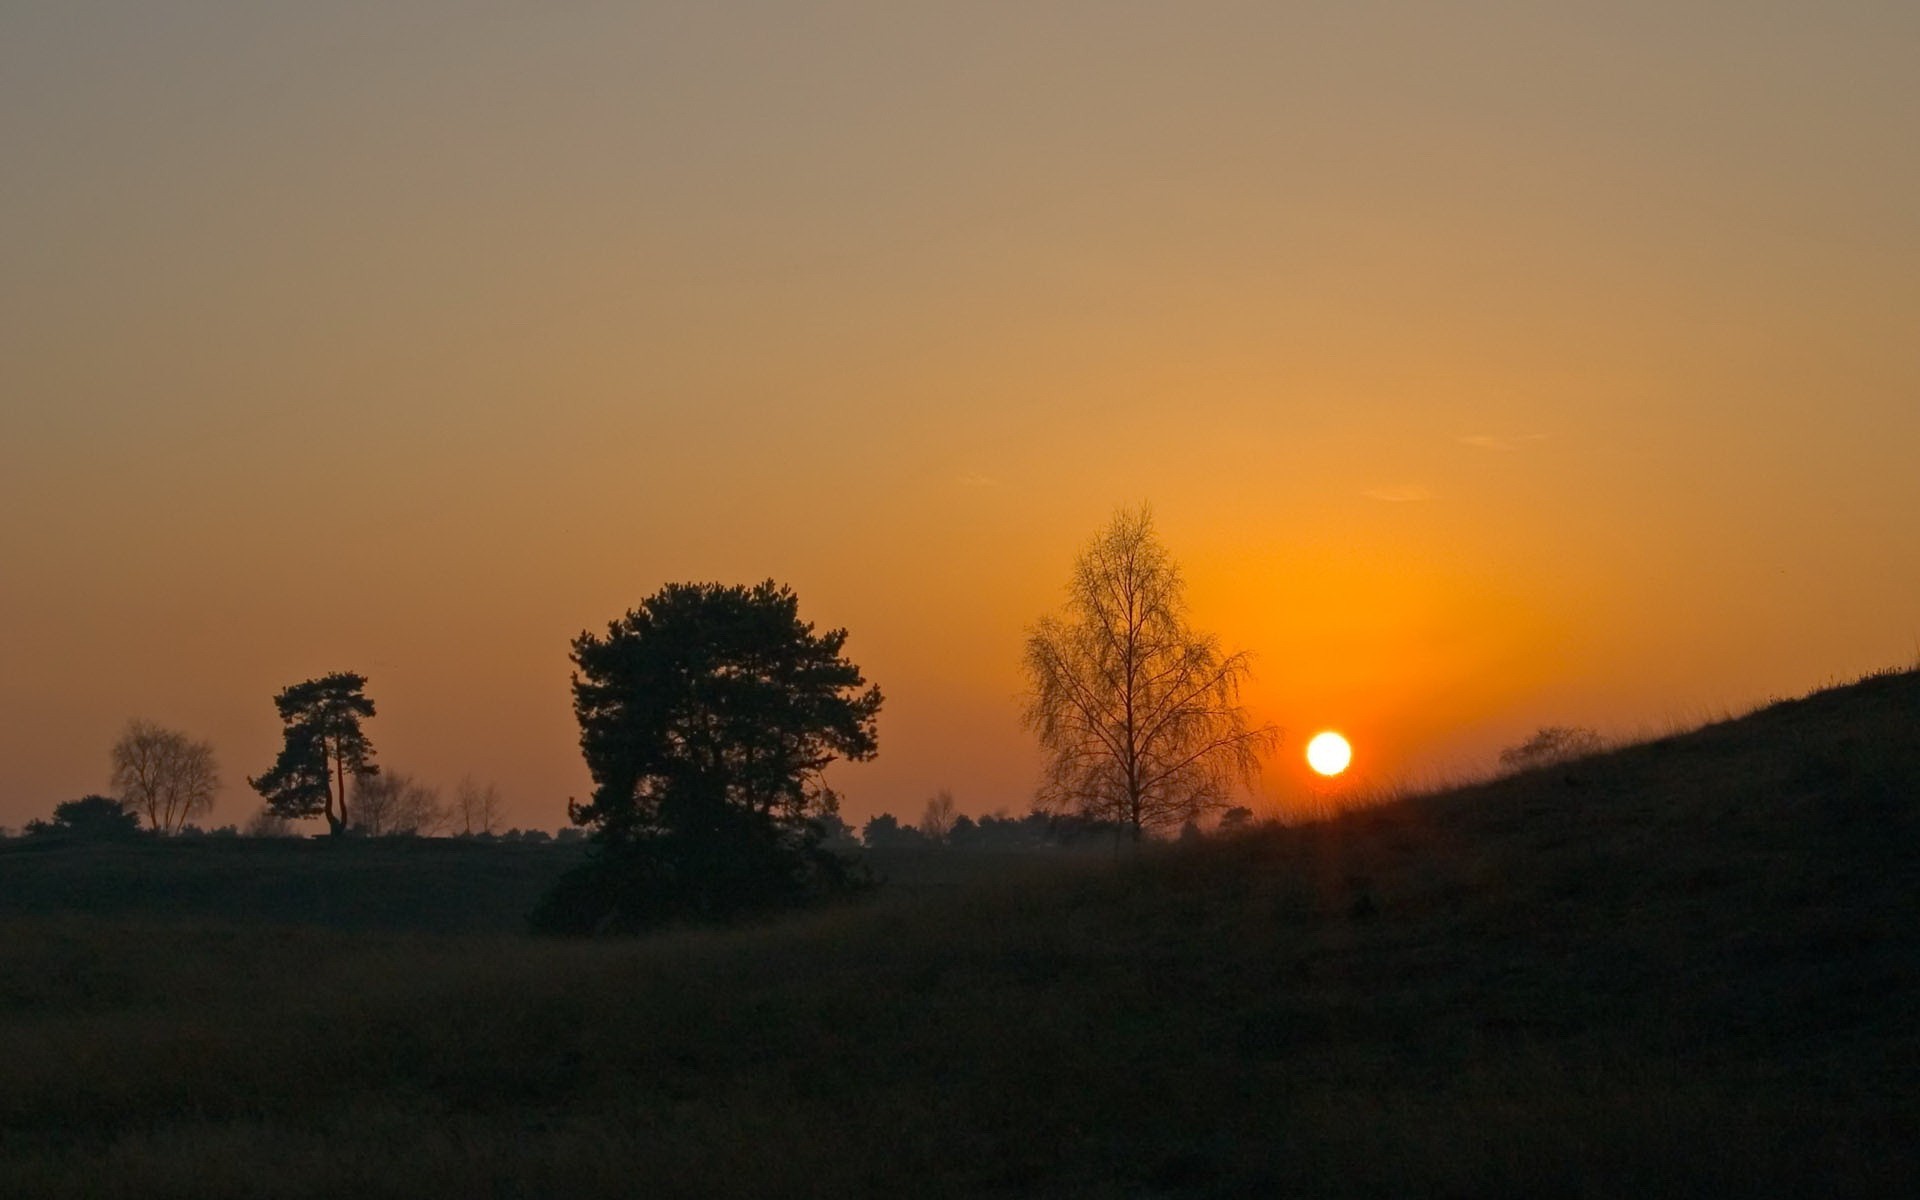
0 796 589 846
839 807 1211 851
4 796 1163 853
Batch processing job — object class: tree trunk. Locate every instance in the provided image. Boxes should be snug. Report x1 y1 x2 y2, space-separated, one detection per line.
328 742 347 837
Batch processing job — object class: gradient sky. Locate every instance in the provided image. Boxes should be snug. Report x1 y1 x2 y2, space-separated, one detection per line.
4 2 1917 832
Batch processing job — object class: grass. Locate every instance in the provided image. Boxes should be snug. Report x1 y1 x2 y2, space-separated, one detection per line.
1 667 1917 1196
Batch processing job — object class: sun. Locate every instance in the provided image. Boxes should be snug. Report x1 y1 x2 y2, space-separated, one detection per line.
1306 731 1352 777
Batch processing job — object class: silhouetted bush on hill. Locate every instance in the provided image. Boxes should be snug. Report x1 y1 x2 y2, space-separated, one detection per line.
1499 724 1605 771
25 795 145 841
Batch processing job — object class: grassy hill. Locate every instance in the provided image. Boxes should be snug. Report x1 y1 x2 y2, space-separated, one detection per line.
1 668 1915 1197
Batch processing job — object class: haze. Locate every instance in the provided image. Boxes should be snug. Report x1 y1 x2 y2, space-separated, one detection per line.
4 2 1916 831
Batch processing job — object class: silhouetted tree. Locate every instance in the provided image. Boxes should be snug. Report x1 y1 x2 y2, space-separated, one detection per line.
1047 811 1125 845
1025 506 1278 841
28 794 144 840
861 812 929 850
110 719 220 833
947 813 979 847
1500 726 1604 772
949 807 1071 850
454 776 504 835
813 809 860 850
533 581 882 934
918 788 958 843
243 809 297 838
1010 808 1061 847
1218 805 1254 834
350 770 447 836
248 672 378 837
972 810 1044 850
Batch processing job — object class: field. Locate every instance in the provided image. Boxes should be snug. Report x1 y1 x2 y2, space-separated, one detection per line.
2 670 1917 1197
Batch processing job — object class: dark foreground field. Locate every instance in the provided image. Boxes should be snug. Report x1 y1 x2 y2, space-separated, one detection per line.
3 670 1917 1198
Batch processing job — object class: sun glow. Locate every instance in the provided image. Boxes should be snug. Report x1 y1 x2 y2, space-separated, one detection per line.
1306 731 1353 777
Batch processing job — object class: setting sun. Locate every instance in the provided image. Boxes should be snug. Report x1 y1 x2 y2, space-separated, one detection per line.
1306 732 1353 777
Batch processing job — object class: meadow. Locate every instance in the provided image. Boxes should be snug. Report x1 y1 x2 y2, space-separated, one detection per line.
1 669 1916 1197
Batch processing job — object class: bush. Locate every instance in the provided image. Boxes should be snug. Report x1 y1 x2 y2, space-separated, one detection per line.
28 795 145 841
1500 726 1605 772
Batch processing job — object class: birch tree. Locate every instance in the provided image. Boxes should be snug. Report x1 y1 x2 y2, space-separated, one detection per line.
1024 507 1277 841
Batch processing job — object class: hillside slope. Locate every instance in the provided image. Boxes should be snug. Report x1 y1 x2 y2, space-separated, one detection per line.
1 669 1915 1197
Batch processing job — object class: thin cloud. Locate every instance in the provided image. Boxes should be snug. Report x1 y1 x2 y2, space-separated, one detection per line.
957 473 1005 489
1363 485 1434 503
1457 433 1549 451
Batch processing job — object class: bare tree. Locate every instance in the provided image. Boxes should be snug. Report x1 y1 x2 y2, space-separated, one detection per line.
1024 506 1279 841
243 809 296 838
349 771 448 836
110 720 220 833
454 776 504 835
918 788 958 843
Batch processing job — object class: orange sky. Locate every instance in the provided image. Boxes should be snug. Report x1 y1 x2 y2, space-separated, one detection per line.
3 3 1917 832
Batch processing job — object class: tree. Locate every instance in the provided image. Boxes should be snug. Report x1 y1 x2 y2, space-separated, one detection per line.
244 809 296 838
532 580 883 934
27 794 144 840
1499 725 1604 772
1024 506 1278 841
918 788 958 843
861 811 929 850
454 776 505 835
812 809 860 850
248 672 378 837
972 809 1053 850
109 719 220 833
350 771 448 836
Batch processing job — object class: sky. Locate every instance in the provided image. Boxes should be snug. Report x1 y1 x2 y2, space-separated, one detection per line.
4 1 1917 833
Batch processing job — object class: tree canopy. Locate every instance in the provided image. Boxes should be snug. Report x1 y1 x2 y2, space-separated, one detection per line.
1025 506 1277 840
248 672 378 837
533 580 881 933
